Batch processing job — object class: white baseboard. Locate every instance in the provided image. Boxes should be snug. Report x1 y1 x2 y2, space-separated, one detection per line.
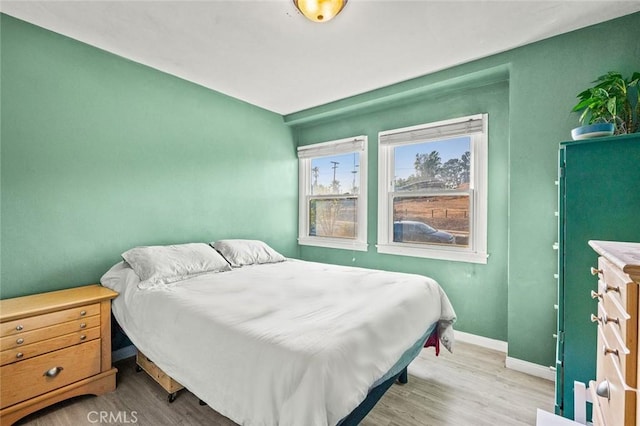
454 330 555 382
506 356 556 382
454 330 508 353
112 344 136 362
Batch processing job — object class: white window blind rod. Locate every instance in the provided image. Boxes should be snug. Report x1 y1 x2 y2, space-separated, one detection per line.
297 136 366 159
379 114 484 146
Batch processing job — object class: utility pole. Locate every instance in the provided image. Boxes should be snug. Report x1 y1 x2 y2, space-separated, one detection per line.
331 161 339 182
351 161 359 193
330 161 339 193
351 170 357 189
312 166 319 193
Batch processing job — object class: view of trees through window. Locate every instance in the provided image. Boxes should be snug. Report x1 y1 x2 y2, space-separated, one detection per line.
308 152 359 239
393 136 471 247
305 137 472 245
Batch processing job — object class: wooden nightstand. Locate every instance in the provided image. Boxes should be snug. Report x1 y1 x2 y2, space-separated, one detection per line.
0 285 118 425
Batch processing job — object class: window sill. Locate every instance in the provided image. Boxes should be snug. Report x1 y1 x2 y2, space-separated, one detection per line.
298 237 368 252
376 243 488 264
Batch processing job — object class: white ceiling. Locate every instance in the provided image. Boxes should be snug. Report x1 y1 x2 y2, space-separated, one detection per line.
2 1 639 115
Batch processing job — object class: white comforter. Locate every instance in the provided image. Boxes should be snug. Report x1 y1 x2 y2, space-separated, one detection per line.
101 259 456 426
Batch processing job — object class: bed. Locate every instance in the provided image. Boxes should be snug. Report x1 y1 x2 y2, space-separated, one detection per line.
100 240 456 426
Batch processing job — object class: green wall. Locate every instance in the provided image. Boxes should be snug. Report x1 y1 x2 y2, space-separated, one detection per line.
291 79 511 344
2 10 639 368
0 14 298 299
286 12 640 367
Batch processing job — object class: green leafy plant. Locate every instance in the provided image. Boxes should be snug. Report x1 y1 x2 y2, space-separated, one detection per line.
572 71 640 134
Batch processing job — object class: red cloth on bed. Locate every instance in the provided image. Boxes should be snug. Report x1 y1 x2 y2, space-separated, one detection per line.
423 328 440 356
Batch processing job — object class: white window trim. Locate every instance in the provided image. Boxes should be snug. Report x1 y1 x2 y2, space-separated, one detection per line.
376 114 488 264
298 136 368 252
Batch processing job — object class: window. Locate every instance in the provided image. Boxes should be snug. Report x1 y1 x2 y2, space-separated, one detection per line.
298 136 368 251
377 114 488 263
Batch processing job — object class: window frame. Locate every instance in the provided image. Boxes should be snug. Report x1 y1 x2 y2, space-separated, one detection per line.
376 114 488 264
298 135 368 251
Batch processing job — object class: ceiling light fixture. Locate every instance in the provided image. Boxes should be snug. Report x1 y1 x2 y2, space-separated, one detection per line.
293 0 348 23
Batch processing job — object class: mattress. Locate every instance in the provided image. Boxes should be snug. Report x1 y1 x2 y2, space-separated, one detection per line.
101 259 456 426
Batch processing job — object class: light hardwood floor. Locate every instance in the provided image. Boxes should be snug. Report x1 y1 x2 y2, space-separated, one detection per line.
16 341 554 426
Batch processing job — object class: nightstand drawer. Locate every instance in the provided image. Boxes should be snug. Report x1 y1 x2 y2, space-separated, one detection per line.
1 326 100 366
0 339 101 409
0 304 100 337
0 315 100 351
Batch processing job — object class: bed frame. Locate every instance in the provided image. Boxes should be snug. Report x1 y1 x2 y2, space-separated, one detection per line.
339 328 439 425
135 351 184 403
338 367 409 425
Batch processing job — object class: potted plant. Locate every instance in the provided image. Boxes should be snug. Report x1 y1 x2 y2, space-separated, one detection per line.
571 71 639 140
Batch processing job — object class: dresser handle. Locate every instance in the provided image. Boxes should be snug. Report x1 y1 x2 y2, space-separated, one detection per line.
590 267 602 276
43 367 64 378
590 290 603 300
80 335 86 340
15 325 23 331
603 345 619 357
591 313 619 325
604 313 619 325
80 323 87 329
595 380 610 400
606 285 620 294
80 310 87 316
16 338 24 345
16 352 23 359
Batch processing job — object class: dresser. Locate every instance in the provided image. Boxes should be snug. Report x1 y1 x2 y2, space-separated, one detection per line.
0 285 118 425
555 134 640 419
588 240 640 426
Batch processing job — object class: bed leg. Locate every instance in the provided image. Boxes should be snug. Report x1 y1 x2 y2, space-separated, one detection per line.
135 364 143 373
168 392 178 403
397 367 408 385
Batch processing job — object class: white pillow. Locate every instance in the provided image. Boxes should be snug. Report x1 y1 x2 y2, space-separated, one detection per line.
212 239 285 268
100 261 140 294
121 243 231 289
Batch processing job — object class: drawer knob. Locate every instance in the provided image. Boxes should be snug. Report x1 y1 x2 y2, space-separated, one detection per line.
606 285 620 294
80 310 87 316
591 313 620 325
16 338 24 345
590 290 603 300
80 335 86 341
595 380 610 400
603 345 619 357
16 352 23 359
15 325 23 331
590 267 603 276
43 366 64 378
80 323 87 329
603 313 619 325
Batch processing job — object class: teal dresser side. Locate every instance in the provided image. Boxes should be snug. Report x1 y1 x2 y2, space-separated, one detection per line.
556 133 640 419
